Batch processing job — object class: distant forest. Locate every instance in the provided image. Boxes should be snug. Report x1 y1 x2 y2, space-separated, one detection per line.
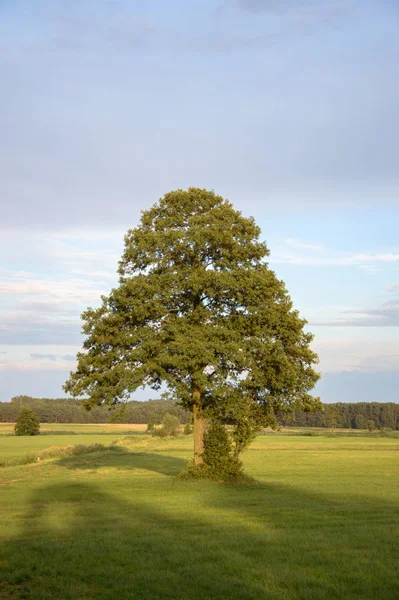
0 396 398 430
0 396 191 425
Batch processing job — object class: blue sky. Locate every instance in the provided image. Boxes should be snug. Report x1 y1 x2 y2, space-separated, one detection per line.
1 0 398 402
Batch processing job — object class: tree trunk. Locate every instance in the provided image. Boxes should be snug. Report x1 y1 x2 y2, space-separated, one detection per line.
233 445 241 462
192 382 207 465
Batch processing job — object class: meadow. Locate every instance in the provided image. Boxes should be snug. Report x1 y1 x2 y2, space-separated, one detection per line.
0 427 398 599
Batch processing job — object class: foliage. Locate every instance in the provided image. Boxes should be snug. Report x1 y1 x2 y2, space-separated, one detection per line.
0 396 190 425
151 427 167 438
146 412 156 432
14 408 40 436
182 422 244 481
202 421 243 479
355 414 368 430
63 188 321 470
280 402 399 430
230 420 259 460
183 423 192 435
152 412 180 438
107 403 128 423
324 405 340 429
162 412 180 436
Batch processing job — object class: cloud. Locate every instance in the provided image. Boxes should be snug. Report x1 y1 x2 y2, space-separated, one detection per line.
284 238 325 251
311 335 399 372
270 244 399 268
237 0 349 13
0 345 80 370
354 354 399 372
29 352 76 362
0 0 398 231
0 1 157 54
0 274 105 345
172 30 283 53
31 353 57 361
342 303 399 327
237 0 399 18
0 274 109 303
14 301 80 316
235 0 361 30
311 298 399 327
214 0 361 51
0 316 82 346
0 231 123 346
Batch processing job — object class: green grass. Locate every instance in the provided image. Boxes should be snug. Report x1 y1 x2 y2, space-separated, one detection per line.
0 433 398 600
0 422 147 436
0 434 130 460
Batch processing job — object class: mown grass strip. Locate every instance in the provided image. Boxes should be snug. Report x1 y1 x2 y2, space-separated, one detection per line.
0 443 121 468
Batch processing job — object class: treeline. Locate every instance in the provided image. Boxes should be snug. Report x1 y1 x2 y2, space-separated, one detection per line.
280 402 399 430
0 396 190 425
0 397 398 430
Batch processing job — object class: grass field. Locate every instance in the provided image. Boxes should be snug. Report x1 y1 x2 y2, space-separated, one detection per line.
0 422 147 435
0 430 398 599
0 423 147 462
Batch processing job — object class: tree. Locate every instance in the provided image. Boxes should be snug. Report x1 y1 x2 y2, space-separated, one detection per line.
64 188 320 470
146 412 157 432
183 423 192 435
161 412 181 437
200 421 241 480
14 408 40 436
152 412 180 438
324 405 340 430
355 414 368 430
107 403 127 423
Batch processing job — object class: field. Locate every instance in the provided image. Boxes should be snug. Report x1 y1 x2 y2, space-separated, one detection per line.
0 427 398 599
0 422 147 435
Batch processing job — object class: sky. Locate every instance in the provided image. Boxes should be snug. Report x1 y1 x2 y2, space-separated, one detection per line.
1 0 398 403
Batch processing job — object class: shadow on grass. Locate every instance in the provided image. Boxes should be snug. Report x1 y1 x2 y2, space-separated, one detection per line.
57 449 188 477
1 469 398 600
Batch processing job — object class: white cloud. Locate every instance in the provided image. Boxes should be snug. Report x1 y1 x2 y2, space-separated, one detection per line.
311 288 399 327
31 353 57 361
0 345 79 370
312 335 399 373
0 229 124 347
270 251 399 267
30 352 77 363
0 271 111 303
269 239 399 271
283 238 325 251
0 361 72 371
0 312 82 345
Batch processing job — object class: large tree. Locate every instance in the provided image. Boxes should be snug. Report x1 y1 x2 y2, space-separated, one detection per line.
64 188 320 466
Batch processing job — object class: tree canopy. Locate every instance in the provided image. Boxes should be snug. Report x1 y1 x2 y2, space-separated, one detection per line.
64 188 321 468
14 408 40 436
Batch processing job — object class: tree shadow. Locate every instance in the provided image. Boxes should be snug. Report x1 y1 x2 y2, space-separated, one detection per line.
1 476 398 600
57 450 188 477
